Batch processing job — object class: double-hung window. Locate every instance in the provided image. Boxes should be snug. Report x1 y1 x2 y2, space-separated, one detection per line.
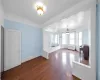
62 33 67 44
51 34 59 46
55 34 59 44
79 32 82 46
69 33 75 45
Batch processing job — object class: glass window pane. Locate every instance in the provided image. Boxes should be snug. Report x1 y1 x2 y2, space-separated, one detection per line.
51 34 54 44
79 40 82 46
51 34 59 46
55 34 58 44
79 32 82 39
70 40 74 45
69 33 75 45
62 33 67 44
70 33 75 39
57 35 59 44
79 32 82 46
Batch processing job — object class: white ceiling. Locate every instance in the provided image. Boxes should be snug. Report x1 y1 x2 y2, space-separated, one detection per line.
2 0 82 25
45 10 90 32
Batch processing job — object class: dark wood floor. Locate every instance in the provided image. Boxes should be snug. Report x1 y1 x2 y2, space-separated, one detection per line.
1 49 81 80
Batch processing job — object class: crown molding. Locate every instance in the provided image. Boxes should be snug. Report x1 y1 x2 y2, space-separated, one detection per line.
42 0 96 27
4 12 41 28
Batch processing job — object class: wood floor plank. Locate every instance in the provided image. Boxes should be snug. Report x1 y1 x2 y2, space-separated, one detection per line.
2 49 81 80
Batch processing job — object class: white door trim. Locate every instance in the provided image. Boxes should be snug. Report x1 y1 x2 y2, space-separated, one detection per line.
4 29 21 70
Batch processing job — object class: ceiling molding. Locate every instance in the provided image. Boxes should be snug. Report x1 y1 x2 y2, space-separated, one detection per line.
2 0 83 25
42 0 95 27
4 13 41 28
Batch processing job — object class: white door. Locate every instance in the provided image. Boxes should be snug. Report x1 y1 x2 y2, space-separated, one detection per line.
4 29 21 71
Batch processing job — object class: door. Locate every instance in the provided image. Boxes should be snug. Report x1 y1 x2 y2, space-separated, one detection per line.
4 29 21 71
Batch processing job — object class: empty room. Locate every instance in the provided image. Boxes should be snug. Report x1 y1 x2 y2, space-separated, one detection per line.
0 0 99 80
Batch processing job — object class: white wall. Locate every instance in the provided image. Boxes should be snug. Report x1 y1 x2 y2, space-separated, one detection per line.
43 30 60 53
0 0 4 79
43 0 96 80
72 1 96 80
43 30 60 59
0 0 4 26
0 25 1 79
43 31 51 52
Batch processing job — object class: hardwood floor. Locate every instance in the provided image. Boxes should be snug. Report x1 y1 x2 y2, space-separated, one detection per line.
2 49 81 80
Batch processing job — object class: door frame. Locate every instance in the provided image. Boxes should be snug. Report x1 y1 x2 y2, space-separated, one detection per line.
4 29 22 69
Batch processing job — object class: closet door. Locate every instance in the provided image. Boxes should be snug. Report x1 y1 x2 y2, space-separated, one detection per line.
4 29 21 71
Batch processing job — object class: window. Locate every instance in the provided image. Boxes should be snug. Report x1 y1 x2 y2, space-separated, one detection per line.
69 33 75 45
50 34 59 46
55 34 58 44
57 35 60 44
55 34 59 44
62 33 67 44
79 32 82 46
50 34 54 46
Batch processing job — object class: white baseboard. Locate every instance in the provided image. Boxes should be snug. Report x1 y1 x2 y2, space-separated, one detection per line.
42 51 49 59
22 55 40 63
3 55 40 71
49 46 61 53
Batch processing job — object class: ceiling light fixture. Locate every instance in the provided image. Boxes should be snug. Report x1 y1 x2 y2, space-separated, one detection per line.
34 2 46 15
66 25 70 34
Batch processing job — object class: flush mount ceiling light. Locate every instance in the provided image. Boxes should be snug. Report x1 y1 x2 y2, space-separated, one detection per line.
66 25 70 34
34 2 46 15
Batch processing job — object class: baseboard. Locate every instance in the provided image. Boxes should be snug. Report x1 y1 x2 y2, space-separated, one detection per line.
42 51 49 59
21 55 40 63
3 55 40 71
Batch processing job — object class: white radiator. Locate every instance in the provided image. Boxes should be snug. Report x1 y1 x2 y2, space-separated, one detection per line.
67 45 75 50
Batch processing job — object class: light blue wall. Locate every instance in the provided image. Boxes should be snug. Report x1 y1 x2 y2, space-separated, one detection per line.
4 19 43 61
96 4 100 80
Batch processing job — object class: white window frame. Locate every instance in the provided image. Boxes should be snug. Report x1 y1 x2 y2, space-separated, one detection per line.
69 32 75 45
62 33 67 44
78 32 82 46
